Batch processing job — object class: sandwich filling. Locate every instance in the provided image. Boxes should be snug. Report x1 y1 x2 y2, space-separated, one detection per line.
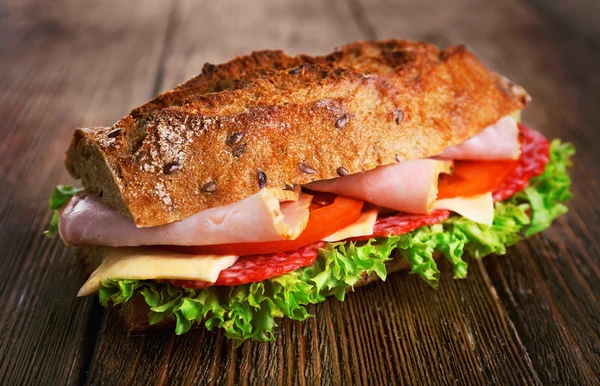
60 187 314 247
47 115 574 344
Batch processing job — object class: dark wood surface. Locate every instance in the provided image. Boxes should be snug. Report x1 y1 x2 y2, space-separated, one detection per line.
0 0 598 384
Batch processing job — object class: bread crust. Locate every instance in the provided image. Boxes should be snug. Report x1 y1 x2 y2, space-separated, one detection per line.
65 40 529 227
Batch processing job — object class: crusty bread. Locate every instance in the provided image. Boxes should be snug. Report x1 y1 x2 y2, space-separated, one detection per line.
78 246 430 335
66 40 529 227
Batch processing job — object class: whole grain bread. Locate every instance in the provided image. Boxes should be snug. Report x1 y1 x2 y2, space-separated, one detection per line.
77 246 423 335
66 39 529 227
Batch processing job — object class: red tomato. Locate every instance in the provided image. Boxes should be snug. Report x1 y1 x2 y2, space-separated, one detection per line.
166 195 364 256
437 160 518 199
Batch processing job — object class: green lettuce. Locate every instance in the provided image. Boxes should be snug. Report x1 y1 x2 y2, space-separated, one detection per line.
98 140 574 345
99 237 400 342
44 185 83 237
516 140 575 236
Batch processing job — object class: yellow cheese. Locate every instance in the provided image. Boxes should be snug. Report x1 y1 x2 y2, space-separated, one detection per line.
510 110 522 122
322 208 379 242
78 248 238 296
434 192 494 226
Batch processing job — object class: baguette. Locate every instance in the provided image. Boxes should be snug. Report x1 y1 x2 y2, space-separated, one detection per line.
65 39 528 227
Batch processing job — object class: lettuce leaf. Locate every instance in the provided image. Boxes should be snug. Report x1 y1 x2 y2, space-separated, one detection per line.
98 140 574 345
516 140 575 236
100 237 398 342
44 185 83 238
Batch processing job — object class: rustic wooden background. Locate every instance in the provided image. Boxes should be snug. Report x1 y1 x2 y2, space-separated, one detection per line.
1 0 599 384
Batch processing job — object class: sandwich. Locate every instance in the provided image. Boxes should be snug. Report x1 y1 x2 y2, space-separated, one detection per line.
46 40 574 344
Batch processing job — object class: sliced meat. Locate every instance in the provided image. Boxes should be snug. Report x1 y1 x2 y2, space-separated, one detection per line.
60 188 312 247
492 124 550 201
351 127 550 241
437 116 521 160
169 242 323 288
305 159 451 214
351 210 451 241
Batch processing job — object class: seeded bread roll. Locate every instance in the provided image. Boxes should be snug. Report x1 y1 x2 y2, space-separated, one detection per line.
77 246 427 335
66 39 529 227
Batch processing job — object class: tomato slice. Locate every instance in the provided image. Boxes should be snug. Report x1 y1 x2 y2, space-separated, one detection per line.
437 160 518 199
167 195 364 256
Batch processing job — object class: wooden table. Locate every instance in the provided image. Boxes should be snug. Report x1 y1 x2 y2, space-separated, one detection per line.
1 0 599 384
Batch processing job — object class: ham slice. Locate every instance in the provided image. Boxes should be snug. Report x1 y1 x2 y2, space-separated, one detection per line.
59 188 312 247
305 159 452 214
305 116 519 215
437 116 520 160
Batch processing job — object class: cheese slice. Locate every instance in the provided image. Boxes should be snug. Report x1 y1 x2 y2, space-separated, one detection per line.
322 208 379 242
434 192 494 226
77 248 238 296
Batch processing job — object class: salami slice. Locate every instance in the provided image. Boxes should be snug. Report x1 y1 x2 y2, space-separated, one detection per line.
352 210 450 241
492 124 550 201
170 242 323 288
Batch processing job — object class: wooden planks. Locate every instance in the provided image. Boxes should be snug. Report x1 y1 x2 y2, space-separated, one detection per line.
87 264 544 385
0 0 598 385
0 0 171 384
358 0 600 384
154 0 365 92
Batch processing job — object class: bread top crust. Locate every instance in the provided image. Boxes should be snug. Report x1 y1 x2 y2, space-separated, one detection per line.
65 40 529 227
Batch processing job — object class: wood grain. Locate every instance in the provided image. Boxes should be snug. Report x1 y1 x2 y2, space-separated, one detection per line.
0 0 598 385
0 0 171 384
343 1 600 384
86 264 545 385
